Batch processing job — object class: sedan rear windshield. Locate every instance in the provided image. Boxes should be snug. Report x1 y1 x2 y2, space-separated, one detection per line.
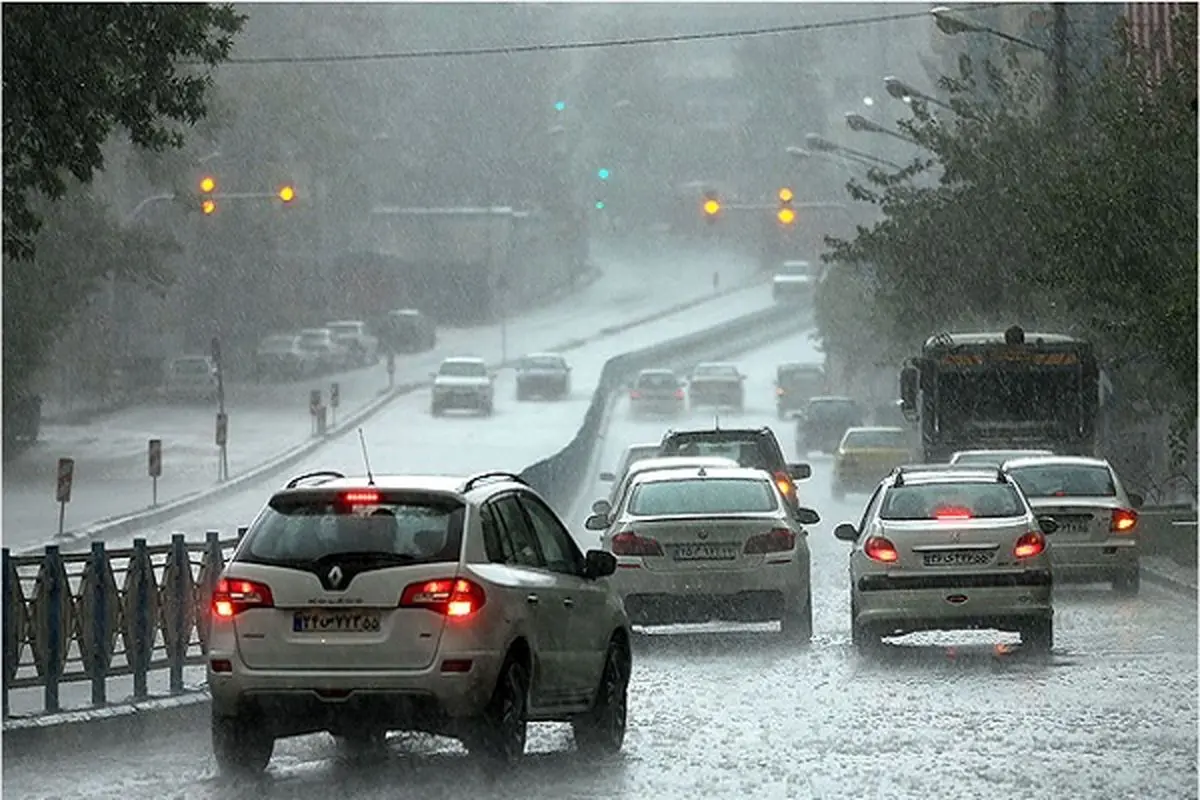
241 495 465 566
440 361 486 377
954 451 1050 465
843 429 908 449
522 357 564 370
1006 464 1116 498
637 372 678 388
693 365 737 378
630 478 778 516
881 484 1026 520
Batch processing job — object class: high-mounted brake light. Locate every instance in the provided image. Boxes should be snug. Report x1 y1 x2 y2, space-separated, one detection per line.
611 532 664 557
934 506 973 521
212 578 275 618
1111 508 1138 534
1013 531 1046 558
343 490 381 505
744 528 796 554
400 578 486 617
864 536 899 563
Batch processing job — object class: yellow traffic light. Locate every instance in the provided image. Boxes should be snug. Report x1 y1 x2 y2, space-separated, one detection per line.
778 187 794 203
199 176 216 193
201 198 217 215
278 185 296 203
703 199 721 216
777 207 796 225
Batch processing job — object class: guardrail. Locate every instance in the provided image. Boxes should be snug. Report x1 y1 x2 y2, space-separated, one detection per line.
1138 505 1198 566
2 302 802 722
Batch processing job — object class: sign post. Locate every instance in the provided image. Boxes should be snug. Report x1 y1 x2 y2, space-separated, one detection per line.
55 458 74 537
330 382 340 427
215 413 228 481
386 351 396 390
148 439 162 505
309 389 322 436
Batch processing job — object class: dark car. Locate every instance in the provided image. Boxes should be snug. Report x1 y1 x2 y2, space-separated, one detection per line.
629 369 686 417
659 426 811 509
378 308 437 354
515 352 571 401
795 396 865 455
775 363 825 419
687 362 745 411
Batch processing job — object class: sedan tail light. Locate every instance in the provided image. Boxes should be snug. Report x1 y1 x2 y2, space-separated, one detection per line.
744 527 796 554
212 578 275 618
674 388 685 400
611 532 664 557
1111 508 1138 534
1013 531 1046 559
401 578 487 617
630 390 642 400
864 536 899 563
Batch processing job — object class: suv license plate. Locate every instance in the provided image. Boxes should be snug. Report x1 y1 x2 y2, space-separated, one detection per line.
923 551 993 567
293 610 382 633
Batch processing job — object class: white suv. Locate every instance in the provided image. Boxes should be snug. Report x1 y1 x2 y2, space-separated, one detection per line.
207 470 632 775
431 357 495 416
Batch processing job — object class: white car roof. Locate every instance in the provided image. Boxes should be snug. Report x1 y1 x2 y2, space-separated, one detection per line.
626 456 737 475
1003 455 1113 470
280 474 525 498
523 352 563 360
442 356 486 365
325 320 364 327
300 327 331 334
630 465 771 485
844 426 906 435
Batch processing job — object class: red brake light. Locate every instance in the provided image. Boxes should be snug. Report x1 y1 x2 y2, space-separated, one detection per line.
1013 531 1046 558
630 390 641 400
674 388 685 400
934 506 973 520
864 536 899 563
1111 508 1138 534
611 532 664 557
400 578 486 617
343 490 381 504
212 578 275 618
744 527 796 554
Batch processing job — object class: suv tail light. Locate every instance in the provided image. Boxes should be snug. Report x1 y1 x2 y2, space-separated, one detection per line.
744 527 796 554
611 532 664 556
212 578 275 618
864 536 899 563
401 578 487 617
1013 531 1046 559
1111 508 1138 534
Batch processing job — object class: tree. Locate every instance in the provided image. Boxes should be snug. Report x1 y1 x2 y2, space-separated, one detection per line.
2 4 245 261
820 9 1197 433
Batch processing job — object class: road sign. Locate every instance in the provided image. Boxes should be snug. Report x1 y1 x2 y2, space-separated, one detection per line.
148 439 162 478
330 382 340 409
310 389 322 415
55 458 75 504
215 413 228 447
210 336 222 366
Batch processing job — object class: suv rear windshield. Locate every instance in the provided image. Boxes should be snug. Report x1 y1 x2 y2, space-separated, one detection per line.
661 434 780 472
880 483 1026 520
241 494 465 566
1006 464 1116 498
630 478 777 516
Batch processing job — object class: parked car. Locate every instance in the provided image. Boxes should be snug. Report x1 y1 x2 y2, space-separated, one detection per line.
775 363 825 419
515 353 571 401
255 334 316 381
628 369 685 417
1003 455 1144 595
832 426 914 500
163 355 219 403
325 320 379 367
795 396 865 455
431 357 495 416
297 328 349 373
380 308 437 354
207 469 630 774
687 362 745 411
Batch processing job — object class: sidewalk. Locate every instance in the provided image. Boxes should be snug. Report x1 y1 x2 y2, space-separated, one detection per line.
3 235 766 542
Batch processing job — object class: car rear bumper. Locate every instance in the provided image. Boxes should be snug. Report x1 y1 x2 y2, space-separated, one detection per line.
853 571 1052 634
518 377 568 394
614 559 806 623
631 397 684 414
433 390 490 408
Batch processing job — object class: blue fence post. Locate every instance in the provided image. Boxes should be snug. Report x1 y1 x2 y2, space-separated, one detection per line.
2 548 12 719
89 541 108 707
169 533 187 694
131 538 151 701
43 545 63 714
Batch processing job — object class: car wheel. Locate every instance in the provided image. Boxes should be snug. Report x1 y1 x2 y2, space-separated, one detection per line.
850 600 878 653
780 588 813 643
212 712 274 775
465 657 529 765
1021 617 1054 654
1113 566 1141 596
573 639 629 757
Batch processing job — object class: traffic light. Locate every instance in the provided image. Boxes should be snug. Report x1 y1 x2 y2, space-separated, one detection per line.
702 191 721 222
201 198 217 215
597 168 610 181
776 187 795 226
199 175 217 215
554 100 566 112
594 200 606 210
277 184 296 204
199 176 217 193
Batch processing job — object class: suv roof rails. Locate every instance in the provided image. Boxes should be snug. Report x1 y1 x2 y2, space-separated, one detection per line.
285 470 346 489
461 471 527 493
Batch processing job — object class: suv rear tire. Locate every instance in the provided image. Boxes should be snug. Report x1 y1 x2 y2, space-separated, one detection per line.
464 657 528 765
212 712 274 775
572 639 628 756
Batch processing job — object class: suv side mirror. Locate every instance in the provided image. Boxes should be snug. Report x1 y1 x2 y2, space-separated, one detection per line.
591 498 612 516
1128 492 1144 509
584 514 609 531
1037 515 1059 535
833 523 859 542
584 549 617 579
788 463 812 481
794 507 820 526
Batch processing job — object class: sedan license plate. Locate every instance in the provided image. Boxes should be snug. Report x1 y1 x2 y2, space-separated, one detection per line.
673 543 739 561
1057 518 1091 534
293 609 382 634
922 551 994 568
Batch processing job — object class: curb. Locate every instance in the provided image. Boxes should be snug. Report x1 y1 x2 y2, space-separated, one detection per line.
1141 565 1198 600
25 276 770 555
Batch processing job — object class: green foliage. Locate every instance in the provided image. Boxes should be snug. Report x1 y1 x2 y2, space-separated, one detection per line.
821 9 1197 428
2 3 245 261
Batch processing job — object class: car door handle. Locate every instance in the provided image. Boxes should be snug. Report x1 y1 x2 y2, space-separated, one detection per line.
562 598 575 608
526 594 539 605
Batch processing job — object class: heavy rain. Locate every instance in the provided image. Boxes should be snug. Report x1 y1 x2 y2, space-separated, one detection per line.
2 3 1196 799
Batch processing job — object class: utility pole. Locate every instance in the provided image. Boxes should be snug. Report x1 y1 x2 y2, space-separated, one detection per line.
1051 4 1070 122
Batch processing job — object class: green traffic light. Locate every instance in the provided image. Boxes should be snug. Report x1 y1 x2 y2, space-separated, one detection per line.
595 201 605 210
597 168 610 181
554 100 566 112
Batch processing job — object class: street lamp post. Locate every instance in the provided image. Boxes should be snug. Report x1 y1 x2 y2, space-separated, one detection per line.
883 76 955 111
844 112 923 147
804 134 903 171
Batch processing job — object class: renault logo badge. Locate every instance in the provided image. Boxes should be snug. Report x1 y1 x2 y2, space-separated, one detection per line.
328 565 344 588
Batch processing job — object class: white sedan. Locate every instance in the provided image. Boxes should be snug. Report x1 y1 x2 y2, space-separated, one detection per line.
586 465 819 641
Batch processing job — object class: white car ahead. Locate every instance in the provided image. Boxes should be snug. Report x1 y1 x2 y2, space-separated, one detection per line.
431 356 495 416
1003 455 1144 595
834 465 1057 653
587 465 819 641
207 470 631 775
